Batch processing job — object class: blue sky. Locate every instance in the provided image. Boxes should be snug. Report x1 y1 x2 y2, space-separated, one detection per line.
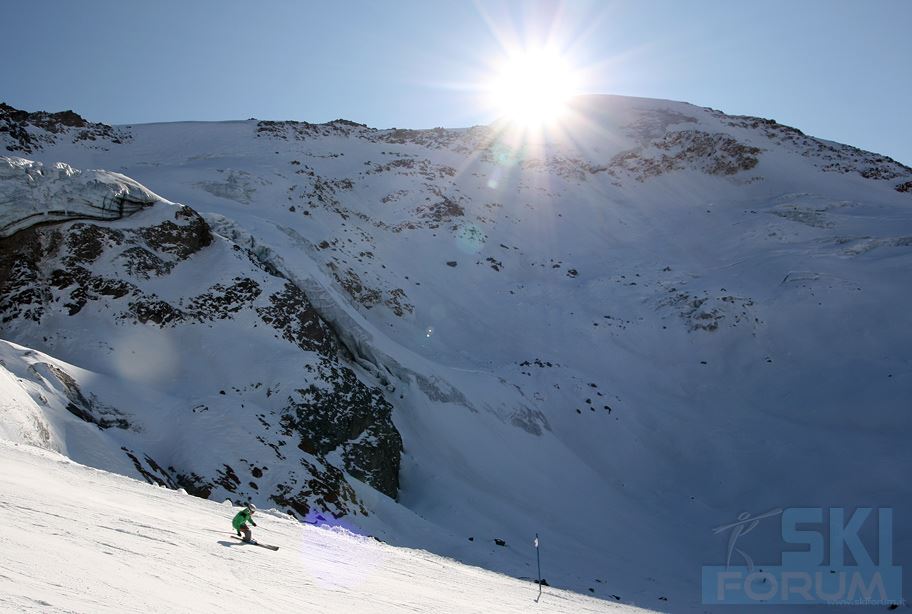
2 0 910 164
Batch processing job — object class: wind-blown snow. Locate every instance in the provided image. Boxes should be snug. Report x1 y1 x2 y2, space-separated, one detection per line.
0 440 641 613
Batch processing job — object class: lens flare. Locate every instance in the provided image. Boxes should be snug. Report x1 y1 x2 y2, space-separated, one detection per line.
110 329 178 385
485 47 579 128
455 223 486 254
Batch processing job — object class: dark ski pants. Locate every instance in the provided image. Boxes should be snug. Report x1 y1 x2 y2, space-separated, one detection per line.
239 524 251 541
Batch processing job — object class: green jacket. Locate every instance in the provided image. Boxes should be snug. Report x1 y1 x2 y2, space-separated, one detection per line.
232 508 257 531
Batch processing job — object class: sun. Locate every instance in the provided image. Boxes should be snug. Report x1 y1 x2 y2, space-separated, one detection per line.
486 48 579 128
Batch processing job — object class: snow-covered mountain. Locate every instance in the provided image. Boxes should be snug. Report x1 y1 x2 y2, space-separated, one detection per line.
1 96 910 611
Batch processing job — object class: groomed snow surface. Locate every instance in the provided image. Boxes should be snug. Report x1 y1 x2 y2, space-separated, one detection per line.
0 440 644 614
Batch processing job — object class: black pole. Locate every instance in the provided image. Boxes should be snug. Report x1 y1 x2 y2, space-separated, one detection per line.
535 533 542 602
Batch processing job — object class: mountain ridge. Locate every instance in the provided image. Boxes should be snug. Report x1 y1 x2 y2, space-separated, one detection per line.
5 97 911 184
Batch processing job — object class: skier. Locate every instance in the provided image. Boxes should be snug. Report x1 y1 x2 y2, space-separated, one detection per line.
232 503 257 542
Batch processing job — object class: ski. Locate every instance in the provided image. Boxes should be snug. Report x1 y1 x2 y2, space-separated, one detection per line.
230 535 279 551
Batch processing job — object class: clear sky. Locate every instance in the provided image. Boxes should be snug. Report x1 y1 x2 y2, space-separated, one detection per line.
2 0 910 165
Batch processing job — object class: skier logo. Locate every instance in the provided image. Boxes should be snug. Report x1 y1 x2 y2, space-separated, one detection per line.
712 508 782 570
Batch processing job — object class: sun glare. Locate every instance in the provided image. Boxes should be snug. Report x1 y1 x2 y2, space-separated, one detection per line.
486 48 578 128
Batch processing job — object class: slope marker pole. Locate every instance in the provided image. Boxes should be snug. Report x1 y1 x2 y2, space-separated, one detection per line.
534 533 542 603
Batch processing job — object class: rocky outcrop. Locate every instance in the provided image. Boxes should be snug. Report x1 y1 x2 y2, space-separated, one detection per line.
41 362 133 430
280 360 401 498
0 207 212 322
716 110 912 182
608 130 762 181
0 159 403 519
1 103 129 154
256 118 372 141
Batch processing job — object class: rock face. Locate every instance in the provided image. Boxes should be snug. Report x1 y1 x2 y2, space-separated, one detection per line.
1 102 129 153
608 130 762 180
0 156 402 518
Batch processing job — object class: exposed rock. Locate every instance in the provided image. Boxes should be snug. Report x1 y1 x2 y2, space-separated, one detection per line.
187 277 262 320
660 289 759 332
138 207 212 259
214 464 241 493
610 130 761 181
368 157 457 181
256 118 373 141
121 447 176 488
414 197 464 227
117 247 173 279
127 297 184 326
0 102 129 153
0 226 55 323
269 457 366 518
42 362 132 430
51 264 134 316
65 224 124 263
280 360 401 498
256 282 337 355
717 110 912 181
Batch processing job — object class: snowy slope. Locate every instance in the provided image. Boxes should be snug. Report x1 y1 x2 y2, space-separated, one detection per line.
0 440 640 614
1 96 910 610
